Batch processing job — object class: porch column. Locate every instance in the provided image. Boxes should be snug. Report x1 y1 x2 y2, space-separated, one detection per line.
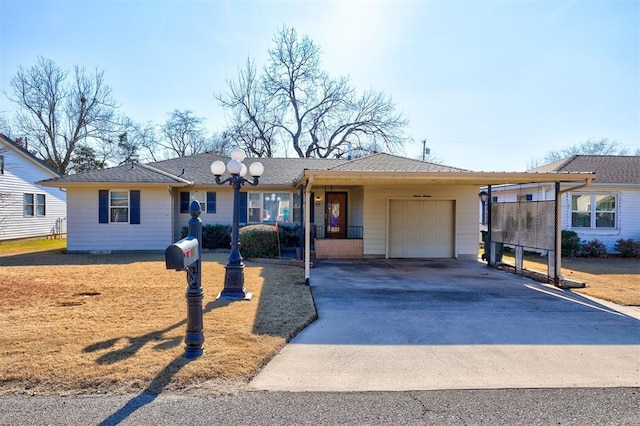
304 176 314 285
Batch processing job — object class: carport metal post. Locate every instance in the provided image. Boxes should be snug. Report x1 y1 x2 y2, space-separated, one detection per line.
486 185 492 265
554 181 561 285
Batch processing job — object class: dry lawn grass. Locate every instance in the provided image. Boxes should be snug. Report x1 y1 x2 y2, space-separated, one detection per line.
501 252 640 306
0 240 316 396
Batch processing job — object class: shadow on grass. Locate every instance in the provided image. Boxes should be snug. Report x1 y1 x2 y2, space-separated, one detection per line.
251 261 318 340
1 249 232 267
0 249 165 267
84 299 231 364
90 298 232 425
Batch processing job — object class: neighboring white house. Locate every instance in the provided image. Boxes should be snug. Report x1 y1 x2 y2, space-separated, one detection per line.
0 134 67 242
488 155 640 253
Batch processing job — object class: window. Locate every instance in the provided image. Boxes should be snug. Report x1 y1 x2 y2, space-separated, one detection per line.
518 194 533 202
571 193 616 229
292 193 301 223
24 193 48 216
0 154 4 174
36 194 46 216
24 193 34 216
246 192 296 223
180 191 216 213
110 191 129 223
99 190 140 224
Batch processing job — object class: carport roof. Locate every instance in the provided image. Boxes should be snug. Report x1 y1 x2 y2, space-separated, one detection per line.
296 153 596 186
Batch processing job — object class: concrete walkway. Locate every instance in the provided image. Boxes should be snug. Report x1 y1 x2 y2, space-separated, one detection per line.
251 259 640 392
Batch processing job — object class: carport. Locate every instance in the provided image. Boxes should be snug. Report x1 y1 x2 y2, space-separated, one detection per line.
294 166 596 285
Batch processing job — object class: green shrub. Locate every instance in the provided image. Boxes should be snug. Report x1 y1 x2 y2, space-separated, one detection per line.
581 239 608 258
614 238 640 258
181 224 231 249
239 224 279 259
561 230 581 257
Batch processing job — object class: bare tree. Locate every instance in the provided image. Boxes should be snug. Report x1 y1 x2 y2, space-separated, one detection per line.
218 59 279 157
218 26 408 158
6 56 119 174
529 138 631 169
159 109 211 157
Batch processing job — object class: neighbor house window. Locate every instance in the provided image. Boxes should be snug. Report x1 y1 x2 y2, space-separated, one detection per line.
180 191 216 213
36 194 46 216
571 193 616 229
23 193 34 216
518 194 533 202
0 154 4 174
99 190 141 224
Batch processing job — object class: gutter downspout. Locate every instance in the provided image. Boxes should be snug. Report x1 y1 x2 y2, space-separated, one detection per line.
304 175 314 285
554 176 594 286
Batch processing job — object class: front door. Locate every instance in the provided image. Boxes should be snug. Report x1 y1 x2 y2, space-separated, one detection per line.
325 192 347 239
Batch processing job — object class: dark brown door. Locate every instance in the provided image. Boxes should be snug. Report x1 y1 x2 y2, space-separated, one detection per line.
325 192 347 239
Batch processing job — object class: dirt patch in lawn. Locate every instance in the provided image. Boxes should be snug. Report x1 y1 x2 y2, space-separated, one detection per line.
0 240 317 396
501 252 640 306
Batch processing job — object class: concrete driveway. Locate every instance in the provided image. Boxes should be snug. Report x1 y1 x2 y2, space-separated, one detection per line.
251 259 640 391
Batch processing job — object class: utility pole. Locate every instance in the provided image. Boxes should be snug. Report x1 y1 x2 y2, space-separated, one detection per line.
422 139 430 161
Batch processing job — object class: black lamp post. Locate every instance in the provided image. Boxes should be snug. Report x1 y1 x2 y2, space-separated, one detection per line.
211 148 264 300
479 190 488 225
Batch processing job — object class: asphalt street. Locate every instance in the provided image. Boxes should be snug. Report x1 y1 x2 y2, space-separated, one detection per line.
1 388 639 425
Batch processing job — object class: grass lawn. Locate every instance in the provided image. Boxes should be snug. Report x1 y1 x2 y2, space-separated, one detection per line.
500 251 640 306
0 240 316 396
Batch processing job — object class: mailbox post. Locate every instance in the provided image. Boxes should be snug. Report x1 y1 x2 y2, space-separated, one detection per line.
165 200 204 359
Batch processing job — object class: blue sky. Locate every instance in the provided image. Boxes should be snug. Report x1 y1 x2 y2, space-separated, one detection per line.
1 0 638 171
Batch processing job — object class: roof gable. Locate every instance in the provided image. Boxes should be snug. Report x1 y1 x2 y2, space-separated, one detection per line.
529 155 640 184
0 133 61 177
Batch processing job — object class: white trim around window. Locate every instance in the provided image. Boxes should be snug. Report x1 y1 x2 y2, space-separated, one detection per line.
570 192 617 229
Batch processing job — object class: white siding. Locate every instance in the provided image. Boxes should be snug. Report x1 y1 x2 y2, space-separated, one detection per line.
363 185 479 259
0 144 66 241
67 186 172 252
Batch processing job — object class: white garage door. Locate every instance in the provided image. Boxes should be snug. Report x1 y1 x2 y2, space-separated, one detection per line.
388 200 455 258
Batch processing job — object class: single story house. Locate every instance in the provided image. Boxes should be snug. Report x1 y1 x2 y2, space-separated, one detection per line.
0 133 67 242
38 151 595 283
488 155 640 253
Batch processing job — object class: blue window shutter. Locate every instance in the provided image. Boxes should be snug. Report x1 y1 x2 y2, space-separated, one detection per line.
99 190 109 223
239 192 248 223
180 192 190 213
130 190 141 224
206 192 216 213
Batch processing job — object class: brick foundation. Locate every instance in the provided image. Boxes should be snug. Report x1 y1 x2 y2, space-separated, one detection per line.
314 239 364 259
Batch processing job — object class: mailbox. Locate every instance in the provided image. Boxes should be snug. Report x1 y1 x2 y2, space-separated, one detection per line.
165 236 200 271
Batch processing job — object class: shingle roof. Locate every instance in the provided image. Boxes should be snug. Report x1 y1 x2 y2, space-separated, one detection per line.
528 155 640 184
326 153 471 173
38 151 349 186
150 152 348 186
